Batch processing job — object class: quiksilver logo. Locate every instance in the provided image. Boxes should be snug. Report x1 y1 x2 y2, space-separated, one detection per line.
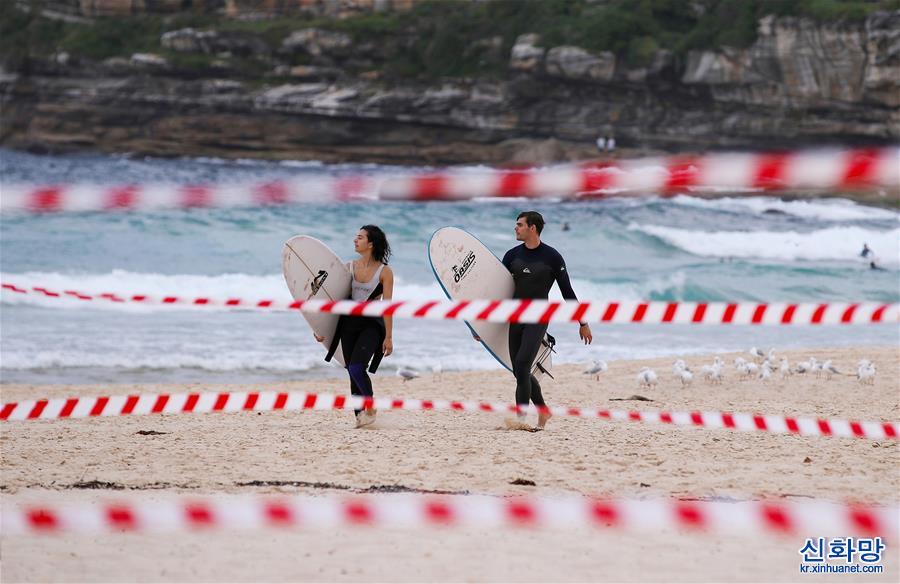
309 270 328 297
452 251 476 283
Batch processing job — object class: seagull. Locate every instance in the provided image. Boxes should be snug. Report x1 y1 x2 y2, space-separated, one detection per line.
759 365 771 383
432 363 443 381
733 357 747 371
637 367 658 389
583 360 608 381
712 358 725 384
749 347 764 361
857 361 876 385
767 348 776 362
701 358 725 384
397 367 420 382
780 357 791 380
741 362 759 380
672 359 690 380
821 360 841 380
677 368 693 387
812 359 824 378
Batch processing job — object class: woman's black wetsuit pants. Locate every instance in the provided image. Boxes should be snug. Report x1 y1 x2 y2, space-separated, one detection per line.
340 318 380 415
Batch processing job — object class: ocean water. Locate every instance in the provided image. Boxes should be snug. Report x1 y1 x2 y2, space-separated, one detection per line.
1 148 898 385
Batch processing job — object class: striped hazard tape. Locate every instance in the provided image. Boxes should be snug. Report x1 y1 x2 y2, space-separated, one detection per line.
379 148 900 201
2 390 897 441
3 283 897 325
2 494 896 538
1 148 896 212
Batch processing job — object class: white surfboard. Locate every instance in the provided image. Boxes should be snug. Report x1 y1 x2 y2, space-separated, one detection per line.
428 227 553 377
282 235 352 366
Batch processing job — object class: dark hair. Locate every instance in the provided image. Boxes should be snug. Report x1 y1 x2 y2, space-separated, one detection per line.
360 225 392 264
517 211 545 235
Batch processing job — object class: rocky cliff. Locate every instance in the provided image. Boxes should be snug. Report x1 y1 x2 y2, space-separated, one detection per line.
1 11 897 165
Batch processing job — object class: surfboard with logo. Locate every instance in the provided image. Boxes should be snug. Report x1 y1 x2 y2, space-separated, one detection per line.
428 227 553 377
282 235 352 366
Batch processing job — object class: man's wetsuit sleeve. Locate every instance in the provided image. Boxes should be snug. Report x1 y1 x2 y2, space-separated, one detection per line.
502 249 513 271
554 250 578 300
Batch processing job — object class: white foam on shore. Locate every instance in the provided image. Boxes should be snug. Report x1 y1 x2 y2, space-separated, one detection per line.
669 195 898 222
0 348 326 372
629 224 900 265
1 271 690 311
0 342 499 374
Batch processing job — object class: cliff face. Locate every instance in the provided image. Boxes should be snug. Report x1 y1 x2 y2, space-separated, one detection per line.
1 12 897 165
41 0 413 18
681 13 899 108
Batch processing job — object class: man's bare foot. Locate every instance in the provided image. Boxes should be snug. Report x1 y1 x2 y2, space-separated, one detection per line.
356 408 377 428
537 410 553 429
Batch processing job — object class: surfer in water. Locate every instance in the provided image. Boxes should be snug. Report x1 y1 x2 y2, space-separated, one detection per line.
860 243 885 270
502 211 592 430
314 225 394 428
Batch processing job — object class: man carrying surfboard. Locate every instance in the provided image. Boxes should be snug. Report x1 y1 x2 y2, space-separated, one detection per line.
504 211 592 430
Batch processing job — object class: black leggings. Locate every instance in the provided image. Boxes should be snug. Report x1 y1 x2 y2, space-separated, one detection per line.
509 323 547 408
340 319 381 414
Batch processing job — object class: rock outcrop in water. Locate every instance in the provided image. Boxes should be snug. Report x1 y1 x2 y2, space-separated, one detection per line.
1 11 897 165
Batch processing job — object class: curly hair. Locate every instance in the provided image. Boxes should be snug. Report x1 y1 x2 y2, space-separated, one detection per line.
360 224 392 264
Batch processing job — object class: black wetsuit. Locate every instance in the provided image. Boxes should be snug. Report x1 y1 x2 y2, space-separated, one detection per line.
502 242 578 407
325 281 386 416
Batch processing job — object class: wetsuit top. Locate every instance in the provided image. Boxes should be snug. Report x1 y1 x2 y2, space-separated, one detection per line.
502 242 577 300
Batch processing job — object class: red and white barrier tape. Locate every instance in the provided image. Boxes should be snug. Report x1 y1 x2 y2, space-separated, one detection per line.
2 494 896 538
0 176 377 213
380 148 900 201
2 390 897 441
3 283 897 325
2 148 896 212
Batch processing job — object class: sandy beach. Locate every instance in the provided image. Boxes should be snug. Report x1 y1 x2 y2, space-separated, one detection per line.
2 346 898 583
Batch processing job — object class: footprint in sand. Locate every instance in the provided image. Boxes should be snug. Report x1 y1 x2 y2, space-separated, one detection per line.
502 418 542 432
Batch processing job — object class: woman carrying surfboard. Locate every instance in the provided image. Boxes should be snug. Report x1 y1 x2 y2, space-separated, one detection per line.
504 211 592 430
314 225 394 428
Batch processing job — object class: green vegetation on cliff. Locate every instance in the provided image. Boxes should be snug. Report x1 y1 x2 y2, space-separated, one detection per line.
2 0 898 77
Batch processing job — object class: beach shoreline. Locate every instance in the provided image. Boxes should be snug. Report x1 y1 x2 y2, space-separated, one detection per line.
2 346 898 582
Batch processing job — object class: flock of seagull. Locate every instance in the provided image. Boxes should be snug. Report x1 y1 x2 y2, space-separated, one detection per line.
583 347 879 389
391 349 878 388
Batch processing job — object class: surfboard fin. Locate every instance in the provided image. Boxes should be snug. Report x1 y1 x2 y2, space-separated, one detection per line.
535 360 555 380
543 333 557 353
